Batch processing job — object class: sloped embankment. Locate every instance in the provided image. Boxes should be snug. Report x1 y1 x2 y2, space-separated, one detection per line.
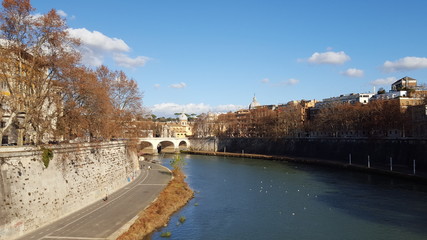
117 169 193 240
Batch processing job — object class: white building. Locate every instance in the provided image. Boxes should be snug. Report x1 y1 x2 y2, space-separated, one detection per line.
317 93 374 108
372 90 407 100
160 113 193 138
249 95 261 109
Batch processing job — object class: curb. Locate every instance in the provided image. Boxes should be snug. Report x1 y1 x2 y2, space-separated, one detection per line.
107 163 173 240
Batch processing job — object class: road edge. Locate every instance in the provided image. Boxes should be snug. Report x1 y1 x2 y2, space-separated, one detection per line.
107 163 173 240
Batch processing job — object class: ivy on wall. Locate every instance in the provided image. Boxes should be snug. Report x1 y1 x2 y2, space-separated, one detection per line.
41 147 53 168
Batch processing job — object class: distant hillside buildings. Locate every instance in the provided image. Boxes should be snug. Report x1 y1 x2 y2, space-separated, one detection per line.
197 76 427 139
137 76 427 140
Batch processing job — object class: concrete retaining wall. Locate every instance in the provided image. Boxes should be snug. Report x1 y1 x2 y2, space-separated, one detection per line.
0 141 138 240
191 137 427 171
188 137 217 152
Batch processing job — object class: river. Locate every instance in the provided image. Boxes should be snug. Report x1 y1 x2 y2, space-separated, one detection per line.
149 154 427 240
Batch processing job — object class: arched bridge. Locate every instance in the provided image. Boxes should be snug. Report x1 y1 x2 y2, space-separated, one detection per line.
138 137 190 155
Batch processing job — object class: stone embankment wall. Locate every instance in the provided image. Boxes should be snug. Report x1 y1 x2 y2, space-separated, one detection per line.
0 141 139 240
190 137 427 171
188 137 217 152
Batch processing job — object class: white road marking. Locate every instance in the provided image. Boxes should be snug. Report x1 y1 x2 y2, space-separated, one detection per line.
139 183 167 186
34 171 152 240
43 236 107 239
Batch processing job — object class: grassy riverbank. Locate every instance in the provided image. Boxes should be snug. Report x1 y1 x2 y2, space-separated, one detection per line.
117 169 194 240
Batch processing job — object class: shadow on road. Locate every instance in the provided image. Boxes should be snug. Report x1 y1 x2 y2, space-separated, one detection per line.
158 170 172 176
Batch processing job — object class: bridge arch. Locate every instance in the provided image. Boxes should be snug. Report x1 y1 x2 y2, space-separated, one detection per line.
178 140 189 151
138 137 191 155
139 141 154 155
157 140 175 153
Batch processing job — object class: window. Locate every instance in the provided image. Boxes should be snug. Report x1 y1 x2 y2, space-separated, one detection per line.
0 81 8 90
1 135 8 145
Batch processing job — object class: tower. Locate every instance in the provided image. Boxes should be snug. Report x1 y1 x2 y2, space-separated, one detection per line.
179 112 188 126
249 95 261 109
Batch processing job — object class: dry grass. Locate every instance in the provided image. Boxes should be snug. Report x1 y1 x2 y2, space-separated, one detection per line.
116 169 194 240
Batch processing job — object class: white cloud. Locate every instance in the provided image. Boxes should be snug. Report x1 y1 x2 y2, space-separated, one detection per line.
306 51 351 65
169 82 187 89
275 78 299 86
32 13 43 19
215 104 245 112
66 28 149 68
370 77 397 86
75 46 103 66
261 78 270 83
341 68 364 77
68 28 129 52
264 78 300 87
150 103 244 117
56 10 67 18
154 84 161 88
383 57 427 72
113 53 149 68
56 10 75 20
285 78 299 85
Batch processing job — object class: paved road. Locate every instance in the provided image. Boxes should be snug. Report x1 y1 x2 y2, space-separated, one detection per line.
16 162 172 240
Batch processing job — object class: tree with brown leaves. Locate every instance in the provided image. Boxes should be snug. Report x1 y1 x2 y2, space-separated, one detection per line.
95 65 144 139
0 0 80 145
0 0 146 145
59 66 114 141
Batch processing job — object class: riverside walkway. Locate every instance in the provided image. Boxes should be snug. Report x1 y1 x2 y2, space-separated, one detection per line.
16 162 171 240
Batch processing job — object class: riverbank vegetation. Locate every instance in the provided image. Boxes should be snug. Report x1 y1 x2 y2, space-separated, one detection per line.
117 168 194 240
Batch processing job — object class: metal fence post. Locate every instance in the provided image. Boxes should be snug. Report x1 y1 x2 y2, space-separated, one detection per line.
413 159 416 175
368 155 370 168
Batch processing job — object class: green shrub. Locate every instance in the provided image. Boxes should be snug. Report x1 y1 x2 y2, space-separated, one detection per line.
170 154 186 171
41 147 53 168
160 231 172 238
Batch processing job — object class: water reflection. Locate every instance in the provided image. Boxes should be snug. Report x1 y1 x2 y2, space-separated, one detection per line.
149 154 427 240
309 166 427 235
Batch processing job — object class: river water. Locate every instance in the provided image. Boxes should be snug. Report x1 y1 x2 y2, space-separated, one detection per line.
150 154 427 240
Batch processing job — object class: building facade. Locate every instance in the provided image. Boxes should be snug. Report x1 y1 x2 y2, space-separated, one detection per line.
160 113 193 138
391 76 417 91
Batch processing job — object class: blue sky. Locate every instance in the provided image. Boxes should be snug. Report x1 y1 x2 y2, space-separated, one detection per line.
32 0 427 117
